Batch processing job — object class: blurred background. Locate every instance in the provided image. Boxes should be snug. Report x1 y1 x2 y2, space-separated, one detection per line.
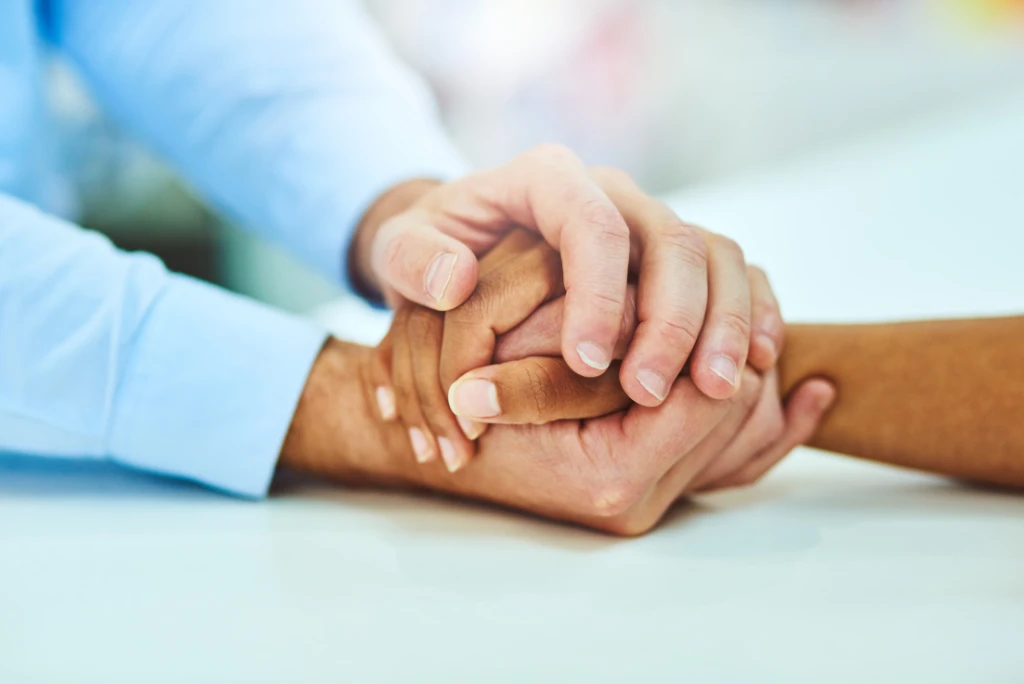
53 0 1024 314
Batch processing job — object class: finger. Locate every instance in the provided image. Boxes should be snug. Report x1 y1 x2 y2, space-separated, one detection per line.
468 146 631 378
689 368 784 492
372 334 397 422
594 169 710 408
391 307 438 464
557 196 631 378
477 227 541 271
686 232 752 400
594 368 763 534
493 298 564 362
371 210 480 311
494 285 639 364
406 307 478 472
745 265 784 372
447 357 630 425
439 235 563 391
648 368 764 503
616 373 733 483
715 378 836 489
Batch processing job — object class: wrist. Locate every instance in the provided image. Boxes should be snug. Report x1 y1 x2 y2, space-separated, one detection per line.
348 178 443 304
280 338 421 487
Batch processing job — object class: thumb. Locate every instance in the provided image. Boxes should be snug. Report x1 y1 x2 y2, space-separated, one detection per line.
447 357 631 425
494 284 639 363
371 210 479 311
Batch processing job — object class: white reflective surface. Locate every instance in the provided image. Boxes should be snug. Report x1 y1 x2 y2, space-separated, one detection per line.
4 90 1024 683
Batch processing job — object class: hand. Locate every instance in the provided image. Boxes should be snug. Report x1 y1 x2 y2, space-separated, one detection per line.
374 230 793 473
453 365 833 536
374 233 831 490
440 230 783 428
281 337 835 536
351 147 778 406
373 230 625 472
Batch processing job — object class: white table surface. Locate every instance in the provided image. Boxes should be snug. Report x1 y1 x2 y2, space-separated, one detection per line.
3 90 1024 684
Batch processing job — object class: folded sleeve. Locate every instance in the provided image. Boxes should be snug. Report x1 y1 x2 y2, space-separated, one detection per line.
0 194 326 497
45 0 469 289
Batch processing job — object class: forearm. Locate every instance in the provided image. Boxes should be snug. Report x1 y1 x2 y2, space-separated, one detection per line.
50 0 466 283
0 193 325 496
280 339 439 492
779 317 1024 487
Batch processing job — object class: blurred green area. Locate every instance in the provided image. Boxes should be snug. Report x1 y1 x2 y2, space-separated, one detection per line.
80 175 342 315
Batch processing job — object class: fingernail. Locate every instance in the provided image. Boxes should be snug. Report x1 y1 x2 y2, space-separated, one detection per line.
755 333 777 362
424 251 457 303
635 369 668 401
409 428 433 463
448 378 501 419
375 386 396 420
708 355 739 387
438 437 463 473
576 341 611 371
457 416 485 440
817 388 837 411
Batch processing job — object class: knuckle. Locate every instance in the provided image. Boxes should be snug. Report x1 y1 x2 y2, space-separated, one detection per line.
602 513 657 538
586 484 635 518
590 165 634 188
751 300 782 333
747 263 768 283
711 233 745 263
418 376 449 416
619 286 639 348
654 314 702 349
522 360 557 418
581 472 646 518
585 288 628 322
579 199 630 241
571 432 646 518
407 307 441 337
716 307 753 343
383 232 407 275
658 221 707 266
527 142 577 167
451 288 491 322
391 373 416 408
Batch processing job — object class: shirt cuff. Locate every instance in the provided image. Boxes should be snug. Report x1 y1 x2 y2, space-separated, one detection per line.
106 274 327 498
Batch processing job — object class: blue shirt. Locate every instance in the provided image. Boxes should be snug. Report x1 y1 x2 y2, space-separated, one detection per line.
0 0 466 496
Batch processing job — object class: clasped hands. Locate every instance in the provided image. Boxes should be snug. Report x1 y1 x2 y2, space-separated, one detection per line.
284 146 832 535
369 229 830 535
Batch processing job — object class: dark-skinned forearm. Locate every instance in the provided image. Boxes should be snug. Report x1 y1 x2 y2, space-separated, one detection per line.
279 339 421 489
778 317 1024 487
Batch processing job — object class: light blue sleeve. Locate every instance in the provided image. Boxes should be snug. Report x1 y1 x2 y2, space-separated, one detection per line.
46 0 469 286
0 194 327 497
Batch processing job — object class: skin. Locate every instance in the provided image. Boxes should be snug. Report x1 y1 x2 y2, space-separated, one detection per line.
372 230 806 472
450 241 1024 489
780 319 1024 487
342 231 833 535
350 150 778 409
277 163 835 536
281 337 833 536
